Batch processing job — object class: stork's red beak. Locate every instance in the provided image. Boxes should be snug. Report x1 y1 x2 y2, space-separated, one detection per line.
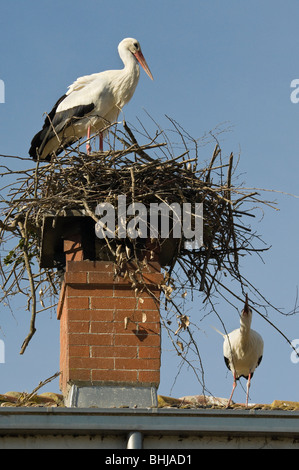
134 50 154 80
243 294 249 314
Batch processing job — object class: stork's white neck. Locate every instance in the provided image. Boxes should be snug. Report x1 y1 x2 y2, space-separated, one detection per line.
118 45 140 78
239 309 252 342
112 44 140 108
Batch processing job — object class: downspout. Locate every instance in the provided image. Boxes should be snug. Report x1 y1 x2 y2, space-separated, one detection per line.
127 431 143 449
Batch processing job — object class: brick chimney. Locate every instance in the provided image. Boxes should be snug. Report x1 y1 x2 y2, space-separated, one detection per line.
57 235 162 408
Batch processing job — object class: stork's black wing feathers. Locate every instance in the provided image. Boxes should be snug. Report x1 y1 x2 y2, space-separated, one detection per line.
51 103 95 136
29 93 95 161
257 355 263 368
224 355 263 381
224 356 231 371
29 94 67 160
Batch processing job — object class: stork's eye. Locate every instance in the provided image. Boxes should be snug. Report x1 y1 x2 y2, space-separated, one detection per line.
133 42 139 50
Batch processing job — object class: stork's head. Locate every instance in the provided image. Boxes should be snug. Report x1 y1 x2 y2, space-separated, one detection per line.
118 38 154 80
243 293 249 314
240 293 253 325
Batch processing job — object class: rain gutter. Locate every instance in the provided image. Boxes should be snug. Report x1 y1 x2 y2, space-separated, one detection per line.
0 407 299 439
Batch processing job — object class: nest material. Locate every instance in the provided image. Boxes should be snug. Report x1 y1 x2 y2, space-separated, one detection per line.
0 118 272 358
33 121 266 294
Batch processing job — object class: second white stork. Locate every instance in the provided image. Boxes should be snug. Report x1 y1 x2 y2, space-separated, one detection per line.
29 38 153 161
215 294 264 407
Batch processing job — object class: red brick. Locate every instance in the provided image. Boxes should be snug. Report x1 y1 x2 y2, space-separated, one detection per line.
140 333 161 347
141 311 160 322
114 310 158 323
92 288 116 297
136 298 160 310
69 357 114 370
90 321 115 334
112 317 160 335
114 310 138 322
69 333 113 346
90 310 114 322
107 314 138 327
138 370 160 384
143 322 161 335
114 332 160 347
64 271 87 284
91 346 138 359
67 285 90 297
113 298 139 309
116 321 140 333
57 283 67 320
91 369 138 383
69 368 91 382
114 286 139 298
67 297 89 310
68 321 90 333
89 272 132 286
139 346 161 359
68 306 114 321
89 297 111 310
88 272 114 284
66 309 90 321
64 238 84 262
113 333 141 346
66 260 114 273
140 273 163 284
69 345 90 357
90 297 138 310
115 358 160 371
133 327 157 340
134 290 156 300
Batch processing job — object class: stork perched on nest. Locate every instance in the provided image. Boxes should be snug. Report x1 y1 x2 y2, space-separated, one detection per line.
215 294 264 407
29 38 153 161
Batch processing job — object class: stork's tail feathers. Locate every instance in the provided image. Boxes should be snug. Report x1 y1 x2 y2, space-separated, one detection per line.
29 129 44 161
29 93 68 161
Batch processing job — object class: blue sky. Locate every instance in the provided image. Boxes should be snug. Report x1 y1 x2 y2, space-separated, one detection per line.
0 0 298 405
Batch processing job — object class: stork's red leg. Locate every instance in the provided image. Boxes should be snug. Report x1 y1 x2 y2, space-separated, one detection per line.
227 372 237 408
86 126 91 154
245 372 252 408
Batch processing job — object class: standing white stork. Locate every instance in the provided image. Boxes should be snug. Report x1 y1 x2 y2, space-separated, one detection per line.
29 38 153 161
215 294 264 407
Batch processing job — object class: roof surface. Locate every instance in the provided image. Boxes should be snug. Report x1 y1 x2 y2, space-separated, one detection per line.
1 391 299 411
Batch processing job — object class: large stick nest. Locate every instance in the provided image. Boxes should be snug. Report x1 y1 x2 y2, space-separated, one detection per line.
0 117 281 377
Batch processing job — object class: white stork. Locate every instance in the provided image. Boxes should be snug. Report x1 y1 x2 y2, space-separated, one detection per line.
29 38 153 161
215 294 264 407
